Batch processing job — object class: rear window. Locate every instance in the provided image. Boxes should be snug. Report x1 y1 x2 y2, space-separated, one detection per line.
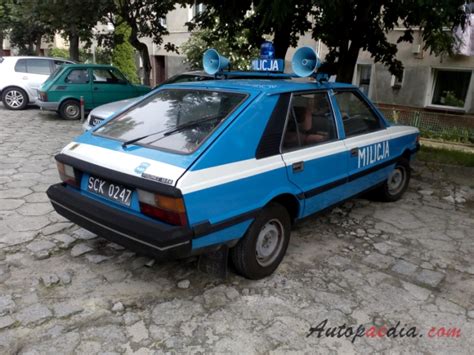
94 89 247 154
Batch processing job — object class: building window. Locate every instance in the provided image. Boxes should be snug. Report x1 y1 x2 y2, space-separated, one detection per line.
193 2 206 17
356 64 372 96
391 71 404 89
431 70 472 108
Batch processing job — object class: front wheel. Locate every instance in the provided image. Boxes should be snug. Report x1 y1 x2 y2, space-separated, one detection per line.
375 158 411 202
230 203 291 279
2 87 28 110
59 100 81 120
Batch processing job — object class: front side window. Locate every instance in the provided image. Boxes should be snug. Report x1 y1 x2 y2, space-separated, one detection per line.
26 59 52 75
334 91 382 138
95 89 247 154
92 69 125 84
283 92 337 151
65 69 89 84
431 70 471 108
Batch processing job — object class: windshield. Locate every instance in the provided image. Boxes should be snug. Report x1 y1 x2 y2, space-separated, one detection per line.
94 89 247 154
44 65 65 83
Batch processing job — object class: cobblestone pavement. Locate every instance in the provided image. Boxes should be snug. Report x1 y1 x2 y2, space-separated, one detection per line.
0 105 473 354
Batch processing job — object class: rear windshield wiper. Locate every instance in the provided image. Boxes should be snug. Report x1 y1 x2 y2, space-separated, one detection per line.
162 115 223 137
121 127 169 148
121 114 223 148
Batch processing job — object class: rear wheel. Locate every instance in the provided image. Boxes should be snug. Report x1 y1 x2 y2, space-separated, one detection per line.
375 158 411 202
59 99 81 120
2 87 28 110
230 203 290 279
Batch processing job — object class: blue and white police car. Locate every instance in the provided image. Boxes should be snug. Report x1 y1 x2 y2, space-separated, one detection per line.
47 46 419 279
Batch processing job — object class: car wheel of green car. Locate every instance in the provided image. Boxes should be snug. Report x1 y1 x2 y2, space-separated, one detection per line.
231 202 291 280
59 99 81 120
2 87 28 110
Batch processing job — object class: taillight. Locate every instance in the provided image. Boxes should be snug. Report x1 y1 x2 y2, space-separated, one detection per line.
39 91 48 101
57 162 79 187
137 189 187 226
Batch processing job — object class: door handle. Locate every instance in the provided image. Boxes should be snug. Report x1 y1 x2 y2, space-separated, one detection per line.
93 87 99 91
292 161 304 173
350 147 359 157
22 76 28 80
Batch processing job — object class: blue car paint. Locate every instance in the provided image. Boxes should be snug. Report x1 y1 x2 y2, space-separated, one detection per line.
53 78 419 253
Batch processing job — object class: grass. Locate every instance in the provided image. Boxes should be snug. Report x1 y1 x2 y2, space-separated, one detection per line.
417 146 474 167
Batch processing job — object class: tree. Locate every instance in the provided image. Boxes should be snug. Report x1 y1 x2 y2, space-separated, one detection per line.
5 1 54 55
0 0 11 55
44 0 113 61
185 0 467 82
111 22 139 83
311 0 467 83
181 26 259 70
112 0 177 86
183 0 313 59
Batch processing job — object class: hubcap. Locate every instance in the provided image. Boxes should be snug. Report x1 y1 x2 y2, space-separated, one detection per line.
65 104 79 119
387 166 406 195
5 90 24 108
255 219 284 267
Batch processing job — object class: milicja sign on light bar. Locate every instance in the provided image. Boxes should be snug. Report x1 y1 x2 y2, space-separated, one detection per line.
251 41 285 72
251 58 285 72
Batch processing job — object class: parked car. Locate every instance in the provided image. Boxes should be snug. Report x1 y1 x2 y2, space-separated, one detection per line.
47 64 419 280
0 56 74 110
82 71 212 130
37 64 150 120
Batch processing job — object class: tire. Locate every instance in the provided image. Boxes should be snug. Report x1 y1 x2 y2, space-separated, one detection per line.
2 87 28 110
230 202 291 279
375 158 411 202
59 99 81 120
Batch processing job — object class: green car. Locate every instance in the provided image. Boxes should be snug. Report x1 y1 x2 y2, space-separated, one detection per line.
37 64 150 120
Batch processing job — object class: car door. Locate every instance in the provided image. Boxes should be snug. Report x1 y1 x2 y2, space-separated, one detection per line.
333 90 392 195
61 68 93 109
280 91 348 217
24 59 53 99
91 68 135 107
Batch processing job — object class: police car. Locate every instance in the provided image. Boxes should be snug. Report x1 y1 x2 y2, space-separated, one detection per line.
47 45 419 279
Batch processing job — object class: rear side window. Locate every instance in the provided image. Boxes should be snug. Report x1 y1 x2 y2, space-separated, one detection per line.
65 69 89 84
14 59 27 73
334 91 382 137
95 89 247 154
26 59 52 75
92 69 125 84
283 92 337 151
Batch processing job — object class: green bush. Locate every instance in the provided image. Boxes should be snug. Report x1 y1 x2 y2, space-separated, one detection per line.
111 22 139 84
48 47 69 59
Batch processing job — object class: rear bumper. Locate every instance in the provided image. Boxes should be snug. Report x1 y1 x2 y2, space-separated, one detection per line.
37 100 59 111
47 183 193 259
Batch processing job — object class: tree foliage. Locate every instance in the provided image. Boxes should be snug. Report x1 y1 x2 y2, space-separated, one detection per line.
183 0 313 59
3 1 54 55
312 0 467 82
181 25 259 70
111 22 139 83
42 0 113 61
186 0 467 82
111 0 177 86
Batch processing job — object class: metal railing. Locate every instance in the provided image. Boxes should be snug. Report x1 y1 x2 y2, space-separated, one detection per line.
378 107 474 144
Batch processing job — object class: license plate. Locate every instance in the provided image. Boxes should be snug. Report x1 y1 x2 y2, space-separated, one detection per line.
87 176 133 206
91 117 104 126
